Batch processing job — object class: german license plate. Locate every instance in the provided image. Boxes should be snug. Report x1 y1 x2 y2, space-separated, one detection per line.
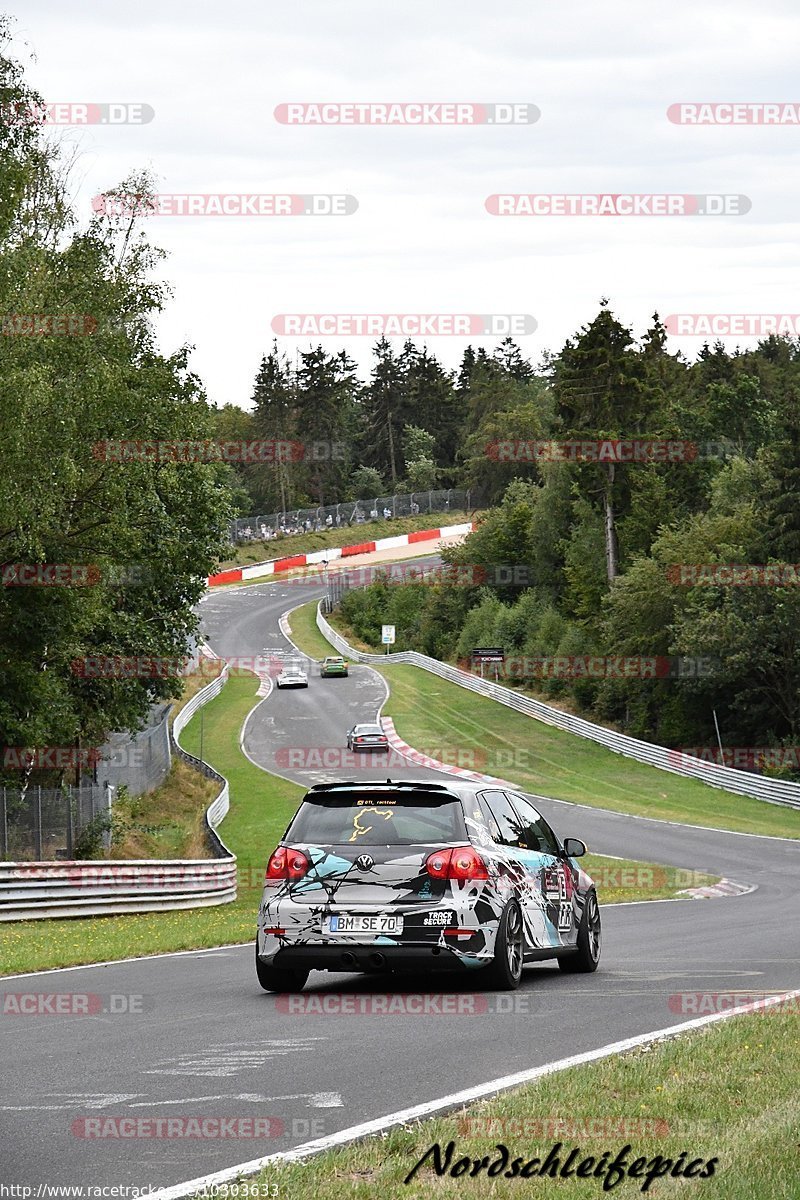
327 913 403 934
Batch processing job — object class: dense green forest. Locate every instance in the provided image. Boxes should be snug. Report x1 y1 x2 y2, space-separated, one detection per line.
213 334 538 514
336 308 800 765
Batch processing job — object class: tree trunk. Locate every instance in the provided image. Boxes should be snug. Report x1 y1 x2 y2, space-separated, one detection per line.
603 463 619 581
387 410 397 487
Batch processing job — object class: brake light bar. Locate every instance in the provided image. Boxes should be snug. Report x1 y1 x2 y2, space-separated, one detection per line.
264 845 310 883
424 846 489 881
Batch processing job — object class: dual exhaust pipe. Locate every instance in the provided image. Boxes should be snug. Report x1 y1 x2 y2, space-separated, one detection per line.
341 950 385 970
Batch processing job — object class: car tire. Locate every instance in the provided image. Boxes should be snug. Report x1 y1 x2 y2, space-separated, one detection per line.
558 890 601 974
255 945 309 992
483 901 524 990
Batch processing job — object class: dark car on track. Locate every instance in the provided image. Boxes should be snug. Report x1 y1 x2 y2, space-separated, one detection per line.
255 779 600 992
346 723 390 752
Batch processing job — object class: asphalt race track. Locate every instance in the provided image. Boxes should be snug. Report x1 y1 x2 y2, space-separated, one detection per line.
2 572 798 1191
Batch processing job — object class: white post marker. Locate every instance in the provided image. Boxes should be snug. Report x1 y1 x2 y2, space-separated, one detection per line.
381 624 395 656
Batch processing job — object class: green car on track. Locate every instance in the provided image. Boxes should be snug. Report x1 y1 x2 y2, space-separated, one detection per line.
319 655 349 677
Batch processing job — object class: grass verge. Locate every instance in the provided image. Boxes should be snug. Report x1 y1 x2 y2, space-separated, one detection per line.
107 759 218 860
289 599 799 839
580 856 715 905
286 599 348 661
380 665 799 838
218 510 475 571
241 1009 799 1200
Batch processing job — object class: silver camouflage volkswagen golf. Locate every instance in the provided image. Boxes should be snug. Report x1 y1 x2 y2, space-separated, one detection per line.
255 779 600 991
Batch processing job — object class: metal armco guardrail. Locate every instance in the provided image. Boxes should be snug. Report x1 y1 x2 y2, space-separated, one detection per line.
316 604 800 811
0 660 237 921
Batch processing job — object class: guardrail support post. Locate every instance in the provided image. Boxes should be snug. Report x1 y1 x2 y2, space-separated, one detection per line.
65 787 74 858
35 786 42 859
102 784 113 850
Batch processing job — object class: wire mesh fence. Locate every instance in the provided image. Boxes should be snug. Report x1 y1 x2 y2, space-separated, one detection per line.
229 488 473 544
94 703 173 798
2 705 174 860
1 784 110 861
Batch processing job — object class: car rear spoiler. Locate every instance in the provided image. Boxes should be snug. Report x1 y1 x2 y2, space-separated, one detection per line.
308 779 453 793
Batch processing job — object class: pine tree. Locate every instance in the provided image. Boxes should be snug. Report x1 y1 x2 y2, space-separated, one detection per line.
251 340 298 511
551 301 647 581
362 338 407 486
493 337 534 381
402 346 461 469
295 346 359 504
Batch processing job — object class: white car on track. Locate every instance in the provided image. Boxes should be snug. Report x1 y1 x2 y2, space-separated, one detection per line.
275 661 309 689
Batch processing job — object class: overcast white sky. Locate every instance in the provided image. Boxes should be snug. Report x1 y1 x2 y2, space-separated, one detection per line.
11 0 800 407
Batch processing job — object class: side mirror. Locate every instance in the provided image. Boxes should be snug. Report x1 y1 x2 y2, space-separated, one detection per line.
562 837 587 858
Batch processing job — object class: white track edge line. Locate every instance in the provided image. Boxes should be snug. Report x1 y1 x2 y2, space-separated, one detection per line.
0 943 253 981
147 987 800 1200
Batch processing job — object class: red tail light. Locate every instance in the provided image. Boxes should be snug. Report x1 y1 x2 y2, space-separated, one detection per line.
264 845 310 883
424 846 489 881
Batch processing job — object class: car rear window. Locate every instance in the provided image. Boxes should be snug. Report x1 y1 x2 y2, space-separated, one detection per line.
285 791 468 846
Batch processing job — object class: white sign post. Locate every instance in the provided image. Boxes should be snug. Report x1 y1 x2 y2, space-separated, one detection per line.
381 624 396 655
